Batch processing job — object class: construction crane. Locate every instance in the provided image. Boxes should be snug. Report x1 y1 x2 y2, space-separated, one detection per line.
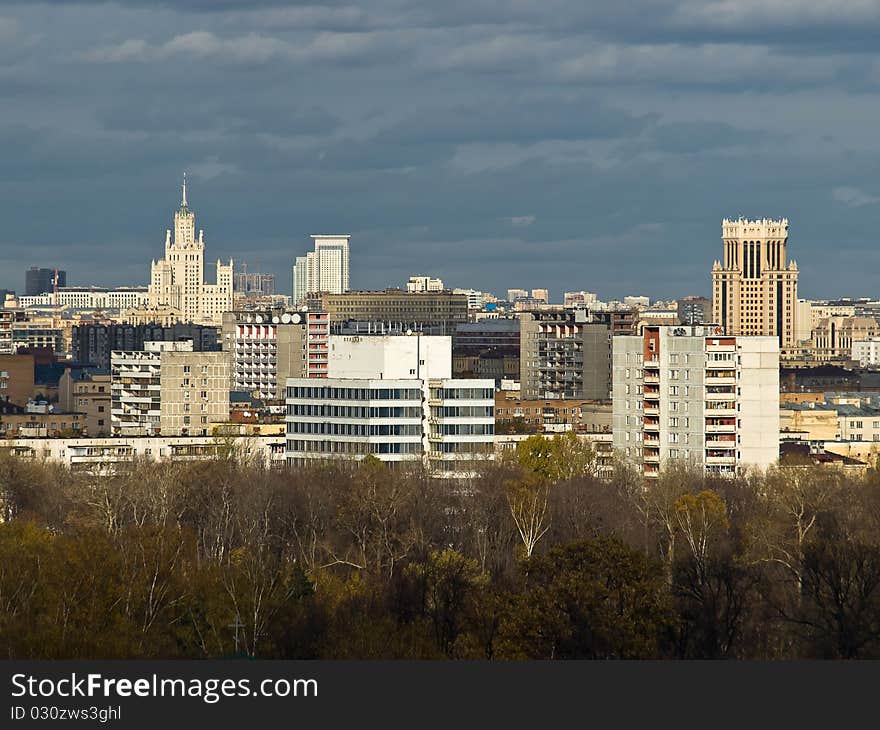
52 268 60 329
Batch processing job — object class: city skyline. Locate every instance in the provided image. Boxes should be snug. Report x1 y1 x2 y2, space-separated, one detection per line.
2 2 880 300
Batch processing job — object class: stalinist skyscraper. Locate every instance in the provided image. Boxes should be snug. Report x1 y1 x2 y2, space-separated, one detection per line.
711 217 798 348
148 176 233 326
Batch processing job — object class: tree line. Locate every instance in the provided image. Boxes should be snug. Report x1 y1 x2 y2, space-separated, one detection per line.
2 432 880 659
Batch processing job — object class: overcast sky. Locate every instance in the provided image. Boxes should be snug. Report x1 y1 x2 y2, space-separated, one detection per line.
1 0 879 301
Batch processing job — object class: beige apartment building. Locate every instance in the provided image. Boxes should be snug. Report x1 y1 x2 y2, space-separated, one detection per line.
111 340 231 436
159 349 231 437
711 217 799 348
59 369 111 436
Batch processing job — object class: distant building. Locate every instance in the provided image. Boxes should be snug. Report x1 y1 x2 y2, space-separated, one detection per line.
234 269 276 296
148 176 233 326
292 235 351 303
711 217 799 347
531 289 549 304
18 286 149 310
494 391 612 434
507 288 528 302
564 291 598 308
453 319 520 350
317 289 468 335
677 296 712 326
25 267 65 297
407 276 444 293
853 339 880 368
613 325 780 478
452 288 485 310
71 323 220 371
811 317 880 362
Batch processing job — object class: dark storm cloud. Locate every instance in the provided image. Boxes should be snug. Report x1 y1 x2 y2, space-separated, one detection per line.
0 0 879 298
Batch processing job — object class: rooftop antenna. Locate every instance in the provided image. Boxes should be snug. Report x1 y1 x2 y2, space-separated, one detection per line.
182 172 188 207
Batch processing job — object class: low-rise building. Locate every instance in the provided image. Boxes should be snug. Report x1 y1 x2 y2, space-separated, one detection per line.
0 435 284 472
494 391 612 434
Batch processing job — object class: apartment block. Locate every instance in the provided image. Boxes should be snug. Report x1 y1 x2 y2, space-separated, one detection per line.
159 349 231 437
221 310 329 399
520 310 614 400
0 353 35 406
72 323 219 371
0 310 12 355
59 368 111 436
612 325 779 477
111 340 230 436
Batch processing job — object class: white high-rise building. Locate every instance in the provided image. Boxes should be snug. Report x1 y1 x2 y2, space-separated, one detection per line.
148 176 233 326
292 235 350 303
612 325 779 478
285 334 494 475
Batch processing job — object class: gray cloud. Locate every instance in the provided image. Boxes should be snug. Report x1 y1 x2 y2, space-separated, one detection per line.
0 0 878 300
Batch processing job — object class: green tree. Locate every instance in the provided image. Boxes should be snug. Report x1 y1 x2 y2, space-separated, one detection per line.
500 538 673 659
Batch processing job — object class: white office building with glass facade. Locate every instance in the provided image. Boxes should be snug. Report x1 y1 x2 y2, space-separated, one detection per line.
285 334 494 475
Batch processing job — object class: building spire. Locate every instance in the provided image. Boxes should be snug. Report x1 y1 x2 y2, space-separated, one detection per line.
182 172 187 208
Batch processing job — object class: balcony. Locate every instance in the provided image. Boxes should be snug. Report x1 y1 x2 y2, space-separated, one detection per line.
643 452 661 464
705 409 736 419
643 373 660 384
706 455 736 466
706 439 736 449
705 375 736 386
643 405 659 416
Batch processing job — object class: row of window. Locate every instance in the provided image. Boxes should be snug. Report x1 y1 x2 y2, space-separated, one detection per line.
288 422 422 436
287 386 422 400
432 424 494 435
287 405 423 419
429 388 494 400
287 440 422 455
